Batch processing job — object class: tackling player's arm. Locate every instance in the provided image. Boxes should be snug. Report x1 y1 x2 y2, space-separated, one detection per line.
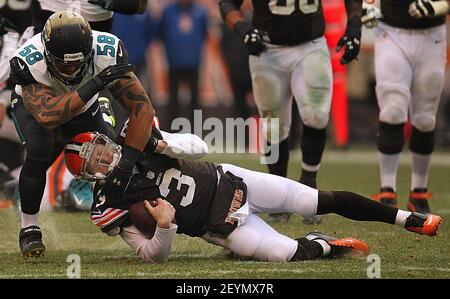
10 56 134 130
108 72 154 152
20 83 85 129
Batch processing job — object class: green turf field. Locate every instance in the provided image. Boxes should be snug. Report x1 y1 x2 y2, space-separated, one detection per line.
0 150 449 279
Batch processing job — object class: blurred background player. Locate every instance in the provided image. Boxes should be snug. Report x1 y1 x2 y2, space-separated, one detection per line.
0 0 34 203
9 11 154 259
33 0 149 32
371 0 449 214
157 0 208 127
219 0 363 223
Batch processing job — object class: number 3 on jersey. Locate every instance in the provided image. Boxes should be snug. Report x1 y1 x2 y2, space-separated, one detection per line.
159 168 196 207
269 0 319 15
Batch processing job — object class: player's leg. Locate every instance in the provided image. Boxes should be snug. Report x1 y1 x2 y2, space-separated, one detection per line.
408 25 446 214
249 49 293 223
291 38 332 190
10 96 64 259
374 26 413 206
220 164 442 236
217 214 369 262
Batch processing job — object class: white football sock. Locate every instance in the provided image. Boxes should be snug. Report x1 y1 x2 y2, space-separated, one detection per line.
410 152 431 190
378 152 401 191
21 213 38 228
395 210 412 228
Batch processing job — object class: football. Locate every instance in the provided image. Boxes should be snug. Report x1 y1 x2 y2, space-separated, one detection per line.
128 200 158 238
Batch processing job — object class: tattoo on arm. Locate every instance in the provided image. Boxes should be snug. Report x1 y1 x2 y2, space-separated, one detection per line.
108 73 152 118
21 84 85 129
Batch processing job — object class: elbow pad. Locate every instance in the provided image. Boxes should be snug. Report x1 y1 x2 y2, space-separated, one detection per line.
218 0 243 20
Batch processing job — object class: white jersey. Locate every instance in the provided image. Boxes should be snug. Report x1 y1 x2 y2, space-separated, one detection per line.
38 0 113 22
12 30 123 115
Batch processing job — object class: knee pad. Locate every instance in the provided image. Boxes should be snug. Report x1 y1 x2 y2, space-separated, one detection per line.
298 51 332 129
259 110 291 143
377 122 405 154
301 125 326 166
409 127 434 155
411 113 436 132
377 84 409 124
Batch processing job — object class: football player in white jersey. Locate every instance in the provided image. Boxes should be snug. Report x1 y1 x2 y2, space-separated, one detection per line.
219 0 364 223
8 11 155 260
369 0 449 214
34 0 148 32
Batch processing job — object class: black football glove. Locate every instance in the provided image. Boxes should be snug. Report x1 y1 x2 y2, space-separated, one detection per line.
94 64 135 89
0 15 18 36
78 64 135 103
235 21 267 56
100 144 142 207
336 28 361 65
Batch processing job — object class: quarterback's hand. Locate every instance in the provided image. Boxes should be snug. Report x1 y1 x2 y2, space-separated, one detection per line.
144 199 175 229
336 30 361 65
0 15 18 36
235 22 267 56
94 64 135 89
409 0 450 18
362 3 383 28
88 0 115 11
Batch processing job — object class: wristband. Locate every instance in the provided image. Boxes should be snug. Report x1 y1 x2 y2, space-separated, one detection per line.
77 78 103 103
119 144 142 170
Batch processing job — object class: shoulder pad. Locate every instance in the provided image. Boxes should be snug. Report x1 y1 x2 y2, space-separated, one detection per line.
9 57 37 86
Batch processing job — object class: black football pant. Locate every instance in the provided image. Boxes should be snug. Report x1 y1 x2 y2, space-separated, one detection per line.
11 97 113 215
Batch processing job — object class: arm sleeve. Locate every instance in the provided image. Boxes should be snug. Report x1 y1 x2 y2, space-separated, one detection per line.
120 224 178 263
160 130 209 160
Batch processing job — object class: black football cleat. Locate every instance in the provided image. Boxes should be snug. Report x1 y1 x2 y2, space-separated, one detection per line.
19 226 46 260
407 188 431 214
404 212 442 237
306 231 370 257
372 187 397 207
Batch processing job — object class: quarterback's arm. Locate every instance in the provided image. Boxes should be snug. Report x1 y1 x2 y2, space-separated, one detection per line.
120 224 177 263
108 72 154 152
218 0 245 31
155 131 209 160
